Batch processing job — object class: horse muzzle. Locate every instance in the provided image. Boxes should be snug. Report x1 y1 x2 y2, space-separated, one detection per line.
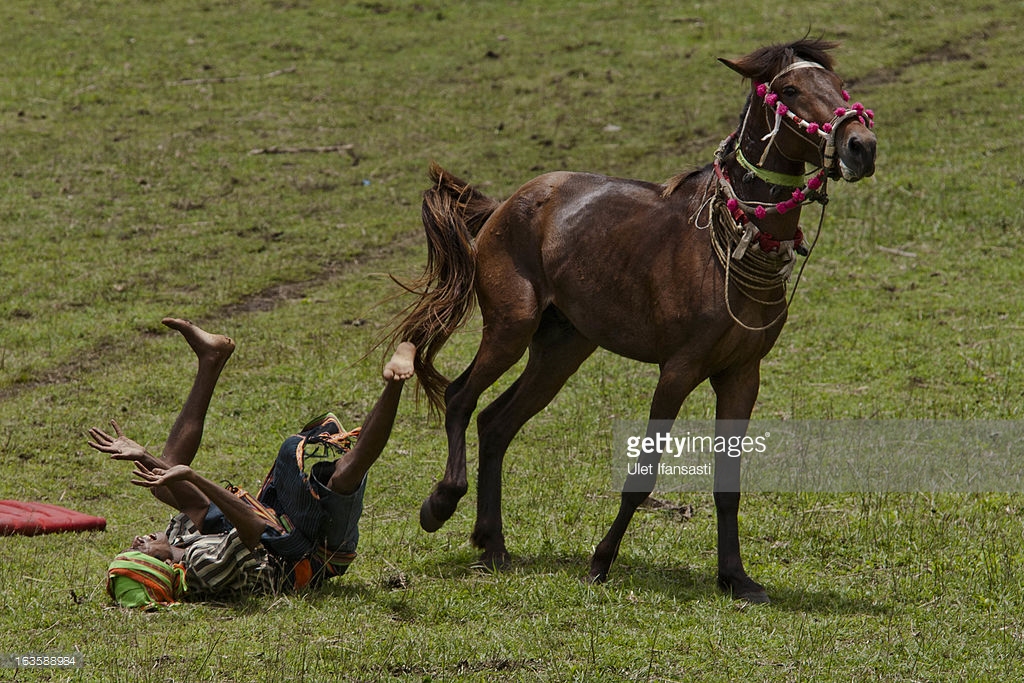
835 127 876 182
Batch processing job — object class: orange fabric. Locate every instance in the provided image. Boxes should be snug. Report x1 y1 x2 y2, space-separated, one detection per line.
292 559 313 590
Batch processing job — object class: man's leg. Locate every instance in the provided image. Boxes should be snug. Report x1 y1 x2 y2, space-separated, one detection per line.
150 318 236 510
326 342 416 495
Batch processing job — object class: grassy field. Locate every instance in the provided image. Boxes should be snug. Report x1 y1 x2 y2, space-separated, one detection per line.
2 1 1024 680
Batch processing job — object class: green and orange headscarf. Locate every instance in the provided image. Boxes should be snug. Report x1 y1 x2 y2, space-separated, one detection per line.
106 551 187 609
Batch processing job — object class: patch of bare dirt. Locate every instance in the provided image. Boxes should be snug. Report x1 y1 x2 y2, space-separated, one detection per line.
0 230 424 401
850 24 999 90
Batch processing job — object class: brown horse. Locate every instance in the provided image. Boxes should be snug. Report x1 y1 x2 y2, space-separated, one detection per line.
392 39 876 602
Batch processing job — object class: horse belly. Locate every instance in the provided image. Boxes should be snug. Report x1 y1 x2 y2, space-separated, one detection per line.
542 225 717 364
548 277 700 363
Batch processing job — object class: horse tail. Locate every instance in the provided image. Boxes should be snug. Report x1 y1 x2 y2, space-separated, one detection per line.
390 162 500 414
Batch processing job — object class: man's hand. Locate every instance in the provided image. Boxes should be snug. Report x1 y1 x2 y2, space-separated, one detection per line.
87 420 155 463
130 463 194 489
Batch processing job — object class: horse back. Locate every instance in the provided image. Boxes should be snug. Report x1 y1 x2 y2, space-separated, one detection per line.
473 169 769 365
477 169 710 275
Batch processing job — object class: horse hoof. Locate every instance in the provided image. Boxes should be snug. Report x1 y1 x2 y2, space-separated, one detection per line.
718 573 770 604
588 543 616 584
740 588 771 604
419 497 447 533
474 549 511 572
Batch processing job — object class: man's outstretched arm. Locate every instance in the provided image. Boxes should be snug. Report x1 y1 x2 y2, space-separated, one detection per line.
88 419 209 513
131 463 268 551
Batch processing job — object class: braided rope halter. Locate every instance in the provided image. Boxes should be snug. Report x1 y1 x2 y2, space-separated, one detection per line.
705 60 875 331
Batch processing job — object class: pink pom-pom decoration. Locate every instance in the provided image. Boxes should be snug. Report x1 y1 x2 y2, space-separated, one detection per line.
822 123 833 133
756 83 768 98
755 206 767 220
765 93 778 106
807 176 822 190
865 109 874 119
834 107 846 117
852 102 865 113
806 123 819 135
841 89 850 102
776 103 788 116
792 189 805 203
727 198 739 212
776 201 793 215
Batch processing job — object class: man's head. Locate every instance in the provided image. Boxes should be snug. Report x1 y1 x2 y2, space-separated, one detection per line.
106 549 186 609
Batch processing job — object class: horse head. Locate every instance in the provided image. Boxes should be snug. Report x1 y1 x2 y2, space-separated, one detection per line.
720 39 877 183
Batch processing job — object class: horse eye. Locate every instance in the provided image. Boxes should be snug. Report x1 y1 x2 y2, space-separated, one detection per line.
782 86 799 97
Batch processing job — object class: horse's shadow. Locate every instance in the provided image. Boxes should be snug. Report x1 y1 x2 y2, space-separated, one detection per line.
212 550 885 619
430 550 889 617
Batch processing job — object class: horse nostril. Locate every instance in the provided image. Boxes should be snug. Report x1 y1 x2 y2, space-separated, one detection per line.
845 133 877 171
848 136 864 155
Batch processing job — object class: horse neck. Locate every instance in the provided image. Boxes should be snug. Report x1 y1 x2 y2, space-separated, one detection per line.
721 153 804 241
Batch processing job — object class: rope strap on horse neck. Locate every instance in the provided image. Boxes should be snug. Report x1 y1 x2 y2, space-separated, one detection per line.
705 130 831 332
707 183 828 333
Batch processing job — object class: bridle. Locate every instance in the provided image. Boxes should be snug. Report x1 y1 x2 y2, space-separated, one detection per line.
711 58 876 229
748 60 874 179
702 59 876 331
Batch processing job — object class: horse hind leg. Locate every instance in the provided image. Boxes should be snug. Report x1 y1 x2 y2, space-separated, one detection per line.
419 294 543 533
471 306 597 569
417 363 475 532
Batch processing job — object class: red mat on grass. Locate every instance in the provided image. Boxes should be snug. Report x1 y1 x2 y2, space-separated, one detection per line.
0 500 107 536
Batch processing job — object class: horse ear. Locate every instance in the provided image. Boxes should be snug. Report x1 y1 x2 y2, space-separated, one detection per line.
718 57 752 78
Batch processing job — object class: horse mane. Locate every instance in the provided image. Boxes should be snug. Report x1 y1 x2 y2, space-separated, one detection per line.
661 165 708 198
728 37 839 83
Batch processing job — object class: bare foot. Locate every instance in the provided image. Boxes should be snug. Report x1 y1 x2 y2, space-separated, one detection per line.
162 318 235 365
383 342 416 382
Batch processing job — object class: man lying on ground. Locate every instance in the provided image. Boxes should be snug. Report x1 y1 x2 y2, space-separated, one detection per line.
89 317 415 608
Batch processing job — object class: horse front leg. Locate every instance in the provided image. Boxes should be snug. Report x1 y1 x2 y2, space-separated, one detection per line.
589 488 652 583
589 363 700 583
710 363 769 603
